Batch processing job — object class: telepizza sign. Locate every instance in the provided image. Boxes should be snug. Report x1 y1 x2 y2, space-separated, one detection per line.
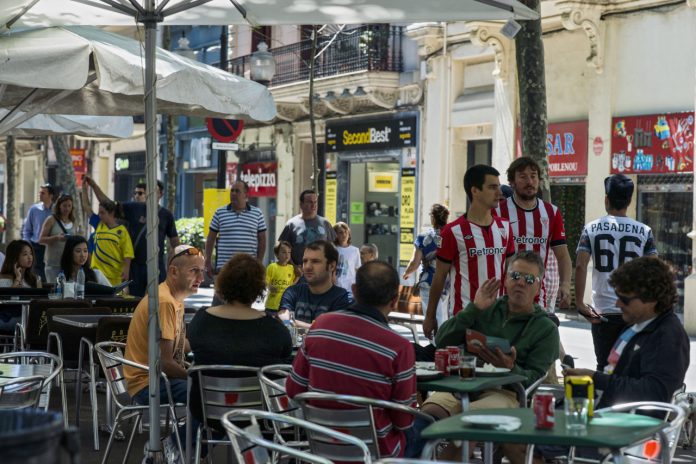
610 112 694 174
239 162 277 197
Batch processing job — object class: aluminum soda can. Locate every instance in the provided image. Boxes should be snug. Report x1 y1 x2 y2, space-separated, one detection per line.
446 346 460 374
533 392 555 429
434 349 450 375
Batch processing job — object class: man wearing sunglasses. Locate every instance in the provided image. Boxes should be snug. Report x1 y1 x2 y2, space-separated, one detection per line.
575 174 657 371
418 250 559 460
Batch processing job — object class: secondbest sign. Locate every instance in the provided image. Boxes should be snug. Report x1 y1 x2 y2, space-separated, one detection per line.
326 116 417 152
239 162 277 197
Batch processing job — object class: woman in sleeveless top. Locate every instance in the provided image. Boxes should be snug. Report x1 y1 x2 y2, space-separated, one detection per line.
39 193 75 282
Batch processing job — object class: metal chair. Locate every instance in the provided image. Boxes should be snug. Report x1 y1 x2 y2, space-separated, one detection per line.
0 375 45 409
187 365 263 464
222 408 371 464
94 341 183 464
294 391 436 461
258 364 307 451
0 351 68 426
20 299 92 351
77 315 132 451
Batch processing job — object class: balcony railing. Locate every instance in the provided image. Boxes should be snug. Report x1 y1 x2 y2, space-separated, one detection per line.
227 25 403 87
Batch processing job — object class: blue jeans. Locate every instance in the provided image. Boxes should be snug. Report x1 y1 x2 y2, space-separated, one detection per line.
403 417 430 458
133 378 192 451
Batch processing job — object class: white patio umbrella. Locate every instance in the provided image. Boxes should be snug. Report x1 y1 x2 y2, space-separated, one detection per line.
0 109 134 137
2 1 539 459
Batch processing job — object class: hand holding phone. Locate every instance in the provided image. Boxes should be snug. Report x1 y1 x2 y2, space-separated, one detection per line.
587 304 608 323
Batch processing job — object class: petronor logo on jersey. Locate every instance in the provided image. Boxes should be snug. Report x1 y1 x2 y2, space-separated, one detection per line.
514 236 547 245
469 246 506 257
464 235 473 240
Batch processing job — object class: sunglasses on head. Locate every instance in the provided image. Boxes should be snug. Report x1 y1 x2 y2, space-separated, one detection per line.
168 247 203 265
508 271 540 285
615 292 641 306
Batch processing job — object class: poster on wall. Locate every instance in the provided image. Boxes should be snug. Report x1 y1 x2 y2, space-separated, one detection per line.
71 148 86 187
399 168 416 267
515 121 588 176
324 171 337 225
610 112 694 174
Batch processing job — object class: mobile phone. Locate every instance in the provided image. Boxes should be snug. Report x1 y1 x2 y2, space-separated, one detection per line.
587 304 608 322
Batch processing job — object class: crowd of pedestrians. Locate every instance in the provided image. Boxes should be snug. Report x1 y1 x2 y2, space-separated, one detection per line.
13 159 689 462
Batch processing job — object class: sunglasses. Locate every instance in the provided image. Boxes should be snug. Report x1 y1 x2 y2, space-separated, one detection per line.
615 292 641 306
133 190 146 196
168 247 203 265
508 271 540 285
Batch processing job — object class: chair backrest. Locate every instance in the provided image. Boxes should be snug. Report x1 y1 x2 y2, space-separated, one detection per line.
222 408 371 464
0 375 45 409
94 298 139 314
598 401 686 462
0 351 63 410
95 316 132 344
94 341 132 409
258 364 303 443
26 299 91 348
46 307 112 363
293 392 385 460
188 365 262 428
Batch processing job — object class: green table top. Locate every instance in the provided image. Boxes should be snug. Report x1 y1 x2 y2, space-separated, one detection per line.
421 408 666 449
418 373 526 394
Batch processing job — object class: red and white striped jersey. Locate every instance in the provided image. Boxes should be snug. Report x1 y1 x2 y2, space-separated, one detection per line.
494 197 567 306
436 215 516 316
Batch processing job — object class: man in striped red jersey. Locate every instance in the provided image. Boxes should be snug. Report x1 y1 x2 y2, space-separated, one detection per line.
423 165 516 339
286 261 419 458
495 157 572 310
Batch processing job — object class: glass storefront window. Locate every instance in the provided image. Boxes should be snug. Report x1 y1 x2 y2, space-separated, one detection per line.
638 177 693 313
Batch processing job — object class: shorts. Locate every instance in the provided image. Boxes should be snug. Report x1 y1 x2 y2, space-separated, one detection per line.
423 388 519 416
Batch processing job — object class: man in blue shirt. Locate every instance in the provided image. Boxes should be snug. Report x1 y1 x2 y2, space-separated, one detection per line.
279 240 353 326
21 183 56 281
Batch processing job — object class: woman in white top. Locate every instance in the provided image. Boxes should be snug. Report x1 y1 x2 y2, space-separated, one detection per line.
60 236 111 287
333 222 361 293
0 240 41 288
39 193 75 282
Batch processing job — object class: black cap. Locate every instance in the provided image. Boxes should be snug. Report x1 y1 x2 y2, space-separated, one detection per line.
604 174 634 201
501 185 514 199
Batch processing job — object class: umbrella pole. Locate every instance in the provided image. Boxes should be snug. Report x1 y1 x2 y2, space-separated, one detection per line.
143 2 164 462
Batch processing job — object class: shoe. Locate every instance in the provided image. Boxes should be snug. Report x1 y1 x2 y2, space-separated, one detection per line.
562 355 575 369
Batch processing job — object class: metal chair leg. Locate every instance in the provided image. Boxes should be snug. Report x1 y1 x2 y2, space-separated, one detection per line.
122 414 142 464
89 347 100 451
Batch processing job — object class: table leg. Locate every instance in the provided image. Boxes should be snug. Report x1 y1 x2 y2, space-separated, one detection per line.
458 393 470 462
483 442 494 463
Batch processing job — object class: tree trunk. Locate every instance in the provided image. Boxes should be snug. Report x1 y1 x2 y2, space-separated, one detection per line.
163 26 177 211
51 135 83 232
515 0 549 200
308 25 319 192
5 136 18 241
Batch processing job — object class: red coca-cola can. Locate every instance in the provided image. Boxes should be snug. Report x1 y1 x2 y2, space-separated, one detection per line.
434 349 450 375
446 346 460 374
533 392 555 429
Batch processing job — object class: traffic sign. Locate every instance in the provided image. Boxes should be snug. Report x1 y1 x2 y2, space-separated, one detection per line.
212 142 239 151
206 118 244 143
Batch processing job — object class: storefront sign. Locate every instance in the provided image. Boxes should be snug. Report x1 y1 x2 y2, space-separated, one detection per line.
203 188 230 236
516 121 588 176
399 168 416 267
324 171 337 225
115 157 130 171
611 112 694 174
368 171 398 192
71 148 86 187
350 202 364 225
238 162 277 197
326 116 417 152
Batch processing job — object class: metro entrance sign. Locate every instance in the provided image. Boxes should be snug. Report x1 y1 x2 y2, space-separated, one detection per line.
206 118 244 142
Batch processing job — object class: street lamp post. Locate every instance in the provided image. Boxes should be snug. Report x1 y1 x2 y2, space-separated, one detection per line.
250 42 276 86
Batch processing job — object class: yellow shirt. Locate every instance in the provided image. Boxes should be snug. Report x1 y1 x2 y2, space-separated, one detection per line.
91 222 134 285
265 262 295 310
124 282 185 397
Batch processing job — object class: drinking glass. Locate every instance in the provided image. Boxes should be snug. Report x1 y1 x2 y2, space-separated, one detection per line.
564 397 589 433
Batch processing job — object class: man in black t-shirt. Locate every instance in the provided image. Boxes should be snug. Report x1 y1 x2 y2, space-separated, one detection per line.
279 240 352 326
84 177 180 296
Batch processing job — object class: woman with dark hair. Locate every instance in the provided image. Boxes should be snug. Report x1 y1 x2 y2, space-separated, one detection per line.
188 254 292 425
39 193 76 282
90 200 134 285
60 235 111 286
403 203 450 329
0 240 41 288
